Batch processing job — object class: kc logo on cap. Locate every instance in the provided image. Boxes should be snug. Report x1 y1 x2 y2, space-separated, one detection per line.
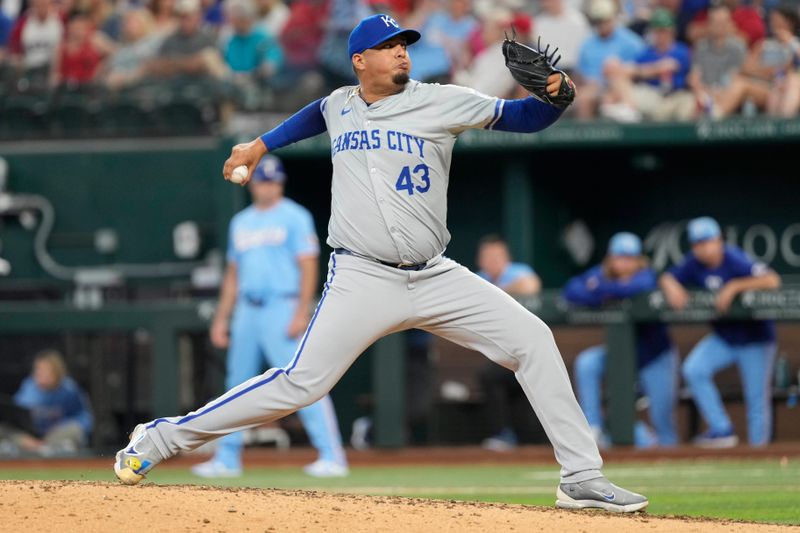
348 13 422 57
380 15 400 28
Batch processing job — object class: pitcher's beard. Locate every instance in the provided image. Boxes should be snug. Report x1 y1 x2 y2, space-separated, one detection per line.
392 72 410 86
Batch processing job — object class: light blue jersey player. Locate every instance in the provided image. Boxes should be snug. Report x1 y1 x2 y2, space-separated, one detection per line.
476 235 541 296
193 155 348 478
659 217 782 448
475 235 541 451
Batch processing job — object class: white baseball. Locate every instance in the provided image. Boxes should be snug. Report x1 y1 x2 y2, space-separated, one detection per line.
230 165 249 184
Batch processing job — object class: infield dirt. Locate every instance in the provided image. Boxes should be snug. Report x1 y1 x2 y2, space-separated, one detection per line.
0 480 793 533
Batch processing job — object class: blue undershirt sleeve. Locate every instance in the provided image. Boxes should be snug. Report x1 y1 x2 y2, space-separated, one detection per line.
491 97 564 133
260 98 328 151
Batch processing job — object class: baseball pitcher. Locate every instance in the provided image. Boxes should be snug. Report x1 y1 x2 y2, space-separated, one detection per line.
115 13 648 512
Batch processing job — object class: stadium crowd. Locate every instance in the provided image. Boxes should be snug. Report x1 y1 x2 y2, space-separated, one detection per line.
1 0 799 130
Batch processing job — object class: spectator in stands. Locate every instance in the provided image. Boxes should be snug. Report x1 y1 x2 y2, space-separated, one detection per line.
453 8 517 97
255 0 289 37
0 8 13 63
474 235 542 451
147 0 178 39
103 7 160 89
317 0 369 89
687 0 766 48
271 0 327 103
575 0 645 119
407 0 477 83
534 0 591 74
51 10 113 87
145 0 226 80
78 0 122 41
7 350 93 456
601 8 694 122
278 0 327 72
469 0 531 58
366 0 413 19
222 0 283 84
659 217 782 447
687 4 747 118
8 0 64 80
564 232 678 449
712 4 800 117
201 0 224 30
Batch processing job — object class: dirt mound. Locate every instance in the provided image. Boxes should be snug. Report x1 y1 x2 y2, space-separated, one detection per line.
0 480 790 532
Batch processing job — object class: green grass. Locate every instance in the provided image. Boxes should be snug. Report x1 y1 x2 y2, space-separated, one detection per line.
1 459 799 524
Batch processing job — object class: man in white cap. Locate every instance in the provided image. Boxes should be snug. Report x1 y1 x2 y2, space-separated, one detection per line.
575 0 645 119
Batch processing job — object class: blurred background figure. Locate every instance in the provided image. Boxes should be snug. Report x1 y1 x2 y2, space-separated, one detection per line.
713 4 800 118
147 0 179 39
51 10 114 88
407 0 477 84
687 4 747 119
564 232 678 449
601 9 694 122
659 217 782 448
0 350 93 457
452 7 517 97
221 0 284 87
575 0 645 120
0 7 14 63
7 0 64 86
316 0 369 90
687 0 766 49
145 0 227 80
78 0 122 41
271 0 326 107
474 235 542 451
533 0 591 75
193 155 349 479
255 0 289 37
103 8 160 90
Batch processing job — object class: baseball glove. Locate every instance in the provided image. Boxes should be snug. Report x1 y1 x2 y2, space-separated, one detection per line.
502 34 576 110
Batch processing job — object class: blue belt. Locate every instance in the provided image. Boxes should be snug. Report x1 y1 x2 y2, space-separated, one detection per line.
333 248 429 271
242 293 298 307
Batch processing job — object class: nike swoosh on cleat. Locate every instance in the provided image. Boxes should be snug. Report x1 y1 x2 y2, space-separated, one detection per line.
590 489 616 502
341 108 352 116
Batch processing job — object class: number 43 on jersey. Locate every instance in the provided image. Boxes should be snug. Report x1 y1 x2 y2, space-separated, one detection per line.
395 164 430 195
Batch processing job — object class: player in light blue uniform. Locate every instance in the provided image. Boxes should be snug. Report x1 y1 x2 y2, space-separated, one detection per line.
193 155 348 478
564 233 677 449
476 235 541 295
659 217 782 448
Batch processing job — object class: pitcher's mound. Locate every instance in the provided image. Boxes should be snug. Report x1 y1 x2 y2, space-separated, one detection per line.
0 480 789 532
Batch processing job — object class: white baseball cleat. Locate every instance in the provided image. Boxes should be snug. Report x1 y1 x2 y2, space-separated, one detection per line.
114 424 160 485
303 459 349 478
556 476 648 513
191 460 243 479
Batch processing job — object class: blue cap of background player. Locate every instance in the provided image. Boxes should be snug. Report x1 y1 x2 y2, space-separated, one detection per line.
608 232 642 257
687 216 721 244
251 155 286 184
348 14 421 57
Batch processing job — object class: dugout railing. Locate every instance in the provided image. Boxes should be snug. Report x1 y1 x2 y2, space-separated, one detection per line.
2 287 797 448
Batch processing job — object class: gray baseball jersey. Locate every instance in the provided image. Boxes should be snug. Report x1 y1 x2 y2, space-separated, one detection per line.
323 81 503 264
138 81 604 484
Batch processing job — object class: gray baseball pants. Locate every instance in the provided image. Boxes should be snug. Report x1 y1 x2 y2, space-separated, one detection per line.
146 252 603 482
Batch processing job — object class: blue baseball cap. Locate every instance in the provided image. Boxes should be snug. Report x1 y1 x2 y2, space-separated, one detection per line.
348 14 421 57
251 155 286 183
608 232 642 257
687 216 721 244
